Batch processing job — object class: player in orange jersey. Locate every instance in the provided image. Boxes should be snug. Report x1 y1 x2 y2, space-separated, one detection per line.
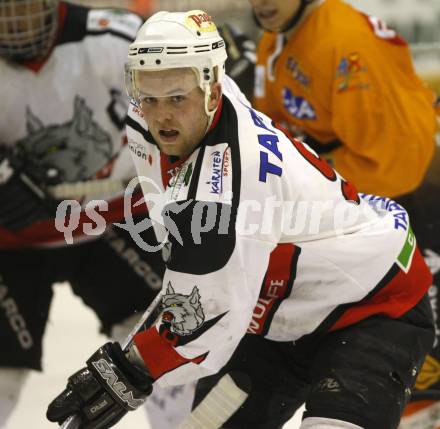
250 0 440 428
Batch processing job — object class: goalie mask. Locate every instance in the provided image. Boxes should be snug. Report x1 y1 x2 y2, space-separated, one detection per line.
0 0 59 62
125 10 228 127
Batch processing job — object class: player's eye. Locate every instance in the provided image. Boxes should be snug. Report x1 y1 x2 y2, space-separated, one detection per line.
171 95 185 104
140 96 157 105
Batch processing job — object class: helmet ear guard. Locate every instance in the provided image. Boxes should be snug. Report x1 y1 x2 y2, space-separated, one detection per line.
0 0 59 62
125 10 228 124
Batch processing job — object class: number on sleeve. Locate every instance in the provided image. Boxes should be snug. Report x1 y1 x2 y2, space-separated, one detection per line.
362 13 407 46
274 123 360 204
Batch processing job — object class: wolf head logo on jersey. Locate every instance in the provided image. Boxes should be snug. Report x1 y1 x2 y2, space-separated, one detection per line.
17 96 114 184
161 282 205 336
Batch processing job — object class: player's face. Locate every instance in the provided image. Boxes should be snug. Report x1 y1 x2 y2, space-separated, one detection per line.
135 68 220 159
249 0 301 32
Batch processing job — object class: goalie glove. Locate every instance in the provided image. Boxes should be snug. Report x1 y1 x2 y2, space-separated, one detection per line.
46 342 153 429
0 144 59 231
218 23 256 101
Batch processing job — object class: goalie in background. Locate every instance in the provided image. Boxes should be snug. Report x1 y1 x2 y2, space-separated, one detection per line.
249 0 440 427
47 9 434 429
0 1 170 428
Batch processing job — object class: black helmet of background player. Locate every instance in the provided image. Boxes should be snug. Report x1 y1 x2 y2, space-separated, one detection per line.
0 0 59 62
250 0 317 33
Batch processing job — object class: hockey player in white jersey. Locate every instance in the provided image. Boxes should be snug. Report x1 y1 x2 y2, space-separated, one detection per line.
47 10 435 429
0 1 168 427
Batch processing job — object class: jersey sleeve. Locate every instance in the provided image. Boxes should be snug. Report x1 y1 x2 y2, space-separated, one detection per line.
84 10 144 182
85 9 143 91
328 24 436 196
132 187 277 384
125 102 169 244
133 229 275 386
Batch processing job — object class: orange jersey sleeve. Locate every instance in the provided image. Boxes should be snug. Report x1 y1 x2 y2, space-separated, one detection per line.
254 0 436 197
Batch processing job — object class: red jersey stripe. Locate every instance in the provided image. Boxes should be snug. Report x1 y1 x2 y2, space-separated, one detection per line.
134 326 208 380
330 246 432 331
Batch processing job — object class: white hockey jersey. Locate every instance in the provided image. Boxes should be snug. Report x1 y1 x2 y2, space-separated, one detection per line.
127 77 432 387
0 2 143 248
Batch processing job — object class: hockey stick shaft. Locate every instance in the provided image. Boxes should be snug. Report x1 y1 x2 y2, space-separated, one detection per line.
48 177 134 199
121 291 163 350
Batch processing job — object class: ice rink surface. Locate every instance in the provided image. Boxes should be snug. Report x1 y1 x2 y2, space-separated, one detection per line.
7 283 303 429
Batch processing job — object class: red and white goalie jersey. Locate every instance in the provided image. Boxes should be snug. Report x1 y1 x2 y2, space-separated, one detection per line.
127 76 432 387
0 3 143 248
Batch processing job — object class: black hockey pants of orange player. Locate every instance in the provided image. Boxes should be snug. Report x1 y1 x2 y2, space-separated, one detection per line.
397 180 440 417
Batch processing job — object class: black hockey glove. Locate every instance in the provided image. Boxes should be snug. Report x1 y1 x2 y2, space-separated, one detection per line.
46 342 153 429
301 134 342 155
0 144 59 230
218 23 256 100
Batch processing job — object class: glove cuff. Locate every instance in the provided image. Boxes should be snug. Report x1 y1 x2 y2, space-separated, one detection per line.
86 342 152 411
105 342 153 392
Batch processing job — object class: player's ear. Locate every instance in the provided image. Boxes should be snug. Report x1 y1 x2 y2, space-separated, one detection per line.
208 83 222 111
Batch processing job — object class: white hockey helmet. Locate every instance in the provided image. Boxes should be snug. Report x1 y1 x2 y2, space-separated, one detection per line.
125 10 227 120
0 0 59 62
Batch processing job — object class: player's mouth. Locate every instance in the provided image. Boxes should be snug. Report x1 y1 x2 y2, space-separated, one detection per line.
255 8 278 25
159 128 179 142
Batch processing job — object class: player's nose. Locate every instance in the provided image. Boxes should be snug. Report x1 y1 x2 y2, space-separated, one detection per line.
154 101 173 122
